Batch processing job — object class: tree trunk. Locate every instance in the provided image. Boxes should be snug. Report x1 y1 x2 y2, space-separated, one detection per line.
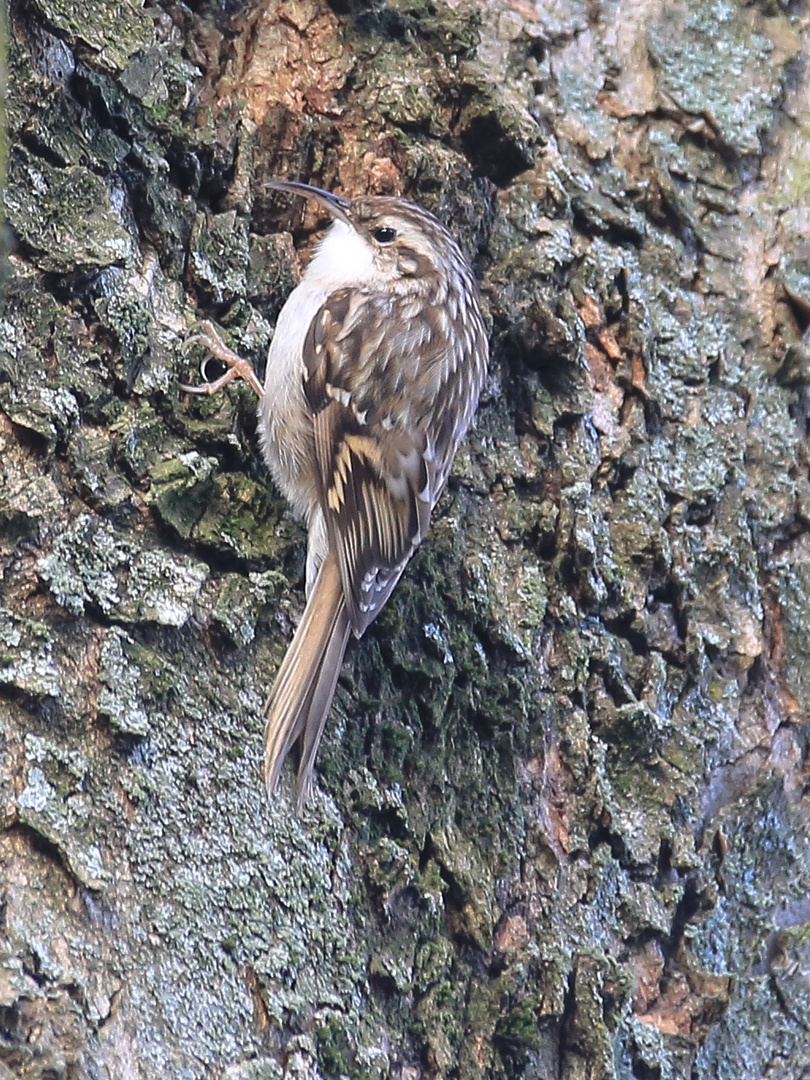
2 0 809 1077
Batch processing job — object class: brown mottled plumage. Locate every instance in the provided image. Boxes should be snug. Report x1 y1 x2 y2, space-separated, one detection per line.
182 181 488 805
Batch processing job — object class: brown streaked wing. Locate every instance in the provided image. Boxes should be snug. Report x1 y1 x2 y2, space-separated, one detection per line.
313 399 422 635
303 290 441 637
302 288 353 412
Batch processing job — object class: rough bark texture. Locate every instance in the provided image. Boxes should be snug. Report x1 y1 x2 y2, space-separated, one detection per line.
2 0 810 1077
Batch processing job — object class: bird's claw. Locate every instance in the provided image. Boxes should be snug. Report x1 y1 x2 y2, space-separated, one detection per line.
180 320 264 399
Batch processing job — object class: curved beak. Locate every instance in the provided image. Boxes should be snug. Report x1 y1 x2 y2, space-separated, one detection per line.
266 180 351 224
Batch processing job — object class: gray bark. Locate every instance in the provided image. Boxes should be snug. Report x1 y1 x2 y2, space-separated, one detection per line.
1 0 809 1078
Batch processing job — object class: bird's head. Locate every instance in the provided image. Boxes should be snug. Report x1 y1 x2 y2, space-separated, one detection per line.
267 180 463 293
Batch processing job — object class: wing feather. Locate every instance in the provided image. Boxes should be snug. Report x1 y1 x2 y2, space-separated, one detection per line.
303 285 484 637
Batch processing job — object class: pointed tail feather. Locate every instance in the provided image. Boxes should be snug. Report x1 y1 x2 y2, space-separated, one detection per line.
263 554 350 806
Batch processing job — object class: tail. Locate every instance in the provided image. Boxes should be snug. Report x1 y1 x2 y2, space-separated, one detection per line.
263 553 351 807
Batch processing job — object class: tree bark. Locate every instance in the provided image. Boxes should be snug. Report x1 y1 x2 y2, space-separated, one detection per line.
2 0 809 1078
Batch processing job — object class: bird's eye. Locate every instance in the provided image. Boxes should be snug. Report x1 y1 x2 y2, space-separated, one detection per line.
373 226 397 244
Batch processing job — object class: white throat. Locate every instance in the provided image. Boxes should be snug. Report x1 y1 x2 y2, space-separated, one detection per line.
303 219 381 291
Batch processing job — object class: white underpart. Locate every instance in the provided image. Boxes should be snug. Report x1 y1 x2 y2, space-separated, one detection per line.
258 218 384 577
305 219 381 292
258 278 326 517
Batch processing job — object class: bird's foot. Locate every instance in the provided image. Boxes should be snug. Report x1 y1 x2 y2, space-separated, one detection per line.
180 320 264 399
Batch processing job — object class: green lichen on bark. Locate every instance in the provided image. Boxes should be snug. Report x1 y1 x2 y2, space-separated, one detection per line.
5 153 134 271
29 0 154 72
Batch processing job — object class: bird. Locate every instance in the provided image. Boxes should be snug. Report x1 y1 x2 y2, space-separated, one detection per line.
182 180 489 806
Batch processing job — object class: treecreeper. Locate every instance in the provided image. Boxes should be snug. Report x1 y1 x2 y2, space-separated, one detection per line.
183 181 489 806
